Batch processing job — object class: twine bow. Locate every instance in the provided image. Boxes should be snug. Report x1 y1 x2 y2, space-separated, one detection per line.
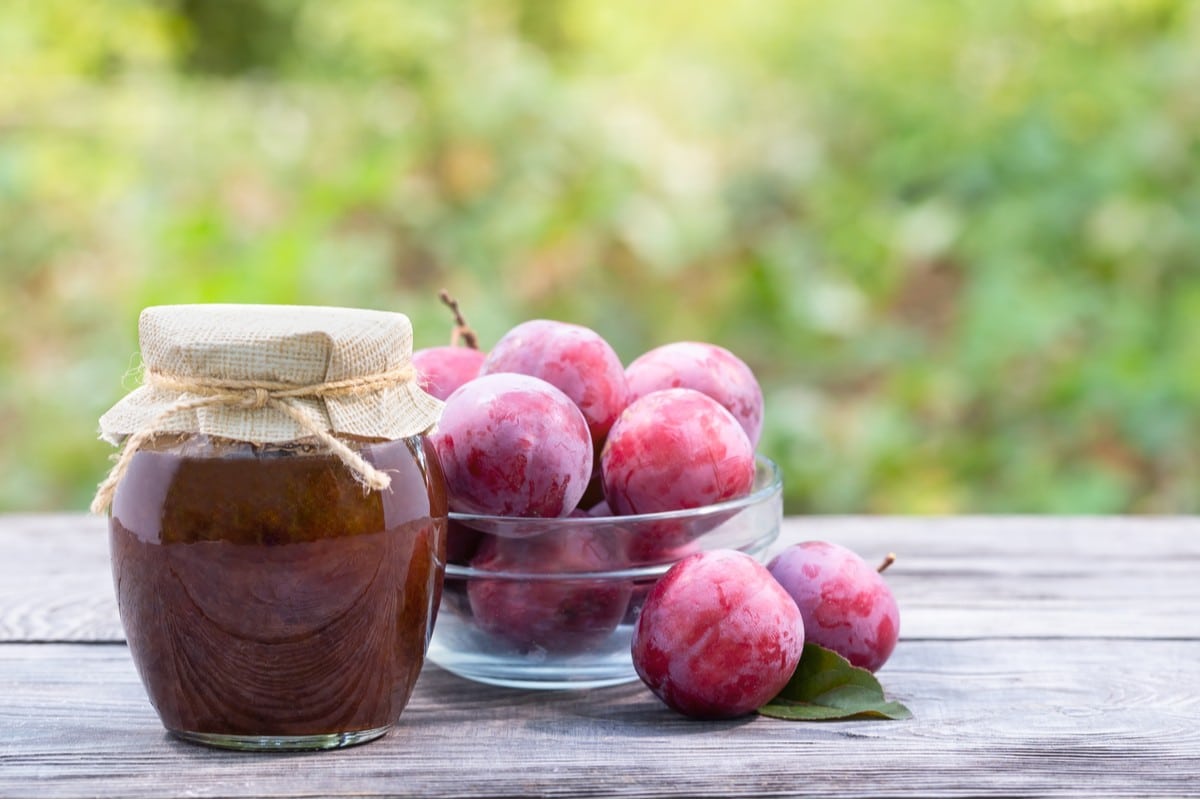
90 365 417 514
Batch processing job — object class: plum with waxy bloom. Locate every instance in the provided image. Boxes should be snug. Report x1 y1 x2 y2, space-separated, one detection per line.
625 341 763 447
412 346 486 401
480 319 628 451
468 524 633 654
600 388 755 559
631 549 805 718
767 540 900 672
601 388 754 516
431 373 592 517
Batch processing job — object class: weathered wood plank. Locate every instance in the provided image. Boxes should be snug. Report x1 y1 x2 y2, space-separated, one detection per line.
0 515 115 642
3 515 1199 797
2 514 1198 643
1 640 1197 798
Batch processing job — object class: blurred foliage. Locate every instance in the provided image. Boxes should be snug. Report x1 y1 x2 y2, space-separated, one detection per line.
2 0 1198 514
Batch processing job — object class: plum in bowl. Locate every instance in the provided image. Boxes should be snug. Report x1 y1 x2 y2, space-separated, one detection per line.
426 456 782 690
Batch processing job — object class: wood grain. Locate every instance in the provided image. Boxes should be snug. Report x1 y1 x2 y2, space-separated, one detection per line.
0 515 116 642
2 639 1198 798
3 514 1199 797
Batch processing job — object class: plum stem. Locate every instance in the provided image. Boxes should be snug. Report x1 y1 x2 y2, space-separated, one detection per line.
439 289 480 350
877 553 896 574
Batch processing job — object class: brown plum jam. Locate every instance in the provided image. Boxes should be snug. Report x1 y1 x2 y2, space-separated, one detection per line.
109 434 446 751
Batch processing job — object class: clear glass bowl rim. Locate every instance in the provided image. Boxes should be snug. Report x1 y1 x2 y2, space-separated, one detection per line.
444 455 782 581
448 454 781 527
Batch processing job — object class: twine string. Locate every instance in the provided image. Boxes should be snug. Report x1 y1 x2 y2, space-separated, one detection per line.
90 365 417 514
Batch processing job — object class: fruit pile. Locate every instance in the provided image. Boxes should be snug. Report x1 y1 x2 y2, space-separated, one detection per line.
414 308 767 657
633 541 902 719
415 303 906 719
416 318 764 526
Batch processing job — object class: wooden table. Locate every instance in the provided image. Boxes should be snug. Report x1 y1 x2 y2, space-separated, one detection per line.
2 514 1198 797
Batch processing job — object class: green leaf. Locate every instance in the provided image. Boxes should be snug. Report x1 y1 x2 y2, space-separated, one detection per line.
757 643 913 721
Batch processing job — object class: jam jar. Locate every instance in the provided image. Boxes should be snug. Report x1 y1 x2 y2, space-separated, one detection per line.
95 304 447 751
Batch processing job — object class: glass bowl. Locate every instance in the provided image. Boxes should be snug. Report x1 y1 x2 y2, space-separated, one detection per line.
426 455 782 690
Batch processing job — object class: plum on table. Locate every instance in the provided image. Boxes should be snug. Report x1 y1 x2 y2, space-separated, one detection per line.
767 540 900 672
631 549 805 719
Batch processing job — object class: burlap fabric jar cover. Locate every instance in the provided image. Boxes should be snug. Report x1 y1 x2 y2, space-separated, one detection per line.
93 304 444 510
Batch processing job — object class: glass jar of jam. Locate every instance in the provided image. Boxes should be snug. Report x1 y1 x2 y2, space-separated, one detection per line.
94 305 447 751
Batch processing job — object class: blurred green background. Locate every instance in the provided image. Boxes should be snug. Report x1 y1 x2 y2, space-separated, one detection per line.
2 0 1198 514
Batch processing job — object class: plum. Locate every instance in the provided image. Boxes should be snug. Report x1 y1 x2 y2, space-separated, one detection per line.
625 341 763 447
412 346 486 401
600 388 755 560
431 373 592 517
601 388 755 516
767 541 900 672
480 319 629 450
467 525 633 654
631 549 804 719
